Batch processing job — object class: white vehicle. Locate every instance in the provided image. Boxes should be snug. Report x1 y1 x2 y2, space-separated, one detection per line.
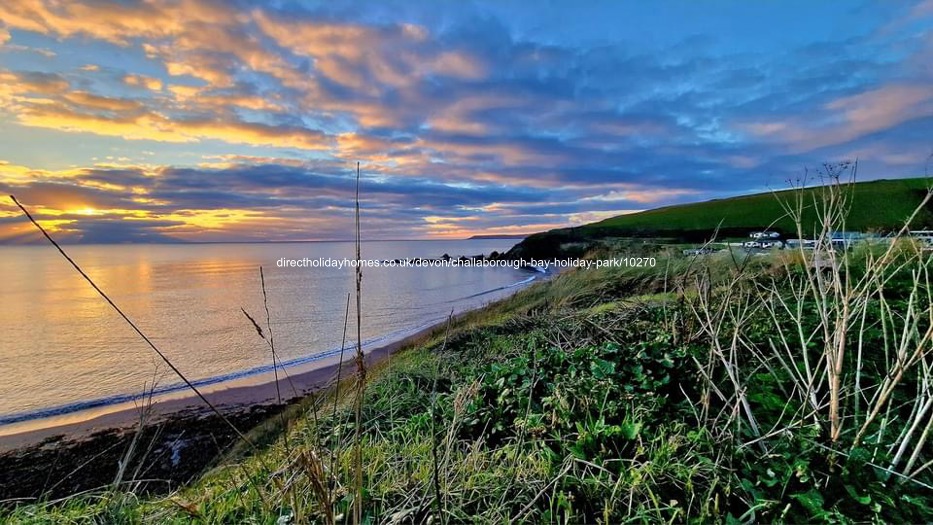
749 231 781 239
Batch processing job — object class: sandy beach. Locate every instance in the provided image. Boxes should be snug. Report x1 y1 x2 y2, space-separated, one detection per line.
0 317 461 502
0 316 450 453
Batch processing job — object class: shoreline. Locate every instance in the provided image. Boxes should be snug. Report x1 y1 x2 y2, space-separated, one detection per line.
0 264 548 448
0 269 547 501
0 264 543 441
0 316 453 453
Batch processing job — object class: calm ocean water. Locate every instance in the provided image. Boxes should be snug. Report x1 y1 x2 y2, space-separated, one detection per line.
0 239 531 425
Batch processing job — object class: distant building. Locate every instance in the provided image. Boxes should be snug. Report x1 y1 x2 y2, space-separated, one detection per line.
749 231 781 239
683 248 716 256
743 240 784 249
786 232 871 250
786 239 816 250
829 231 866 249
909 231 933 250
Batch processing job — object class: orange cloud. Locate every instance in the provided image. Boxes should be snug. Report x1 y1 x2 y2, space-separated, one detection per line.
160 52 233 87
738 84 933 152
2 1 494 143
426 94 520 135
0 68 331 150
254 12 375 61
0 0 174 45
17 104 332 149
184 120 331 150
179 90 285 113
826 85 932 136
0 161 293 242
416 217 557 239
167 84 200 101
123 74 163 91
160 208 271 231
337 132 394 155
196 154 307 169
0 0 241 46
254 10 487 117
0 70 68 107
254 12 416 92
62 91 146 113
0 161 137 188
3 1 299 91
0 160 37 184
16 107 193 143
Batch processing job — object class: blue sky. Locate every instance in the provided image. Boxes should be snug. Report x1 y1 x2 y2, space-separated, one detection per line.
0 0 931 242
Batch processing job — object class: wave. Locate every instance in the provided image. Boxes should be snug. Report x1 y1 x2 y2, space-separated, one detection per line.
0 326 424 426
0 272 539 427
454 273 538 302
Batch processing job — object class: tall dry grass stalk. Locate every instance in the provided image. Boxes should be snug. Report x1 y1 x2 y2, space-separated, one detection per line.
10 194 294 516
113 379 159 492
682 162 933 487
352 161 366 525
259 267 285 407
327 291 352 520
241 266 300 445
9 195 259 455
430 310 455 525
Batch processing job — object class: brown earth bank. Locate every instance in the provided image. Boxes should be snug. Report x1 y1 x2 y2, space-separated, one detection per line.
0 403 287 505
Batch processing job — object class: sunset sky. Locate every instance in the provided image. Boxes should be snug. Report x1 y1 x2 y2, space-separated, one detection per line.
0 0 931 243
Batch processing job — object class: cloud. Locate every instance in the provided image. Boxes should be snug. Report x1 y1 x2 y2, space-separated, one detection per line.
0 69 332 149
0 1 931 242
1 161 558 242
582 188 700 205
123 73 163 91
827 85 933 136
0 0 232 45
739 84 933 153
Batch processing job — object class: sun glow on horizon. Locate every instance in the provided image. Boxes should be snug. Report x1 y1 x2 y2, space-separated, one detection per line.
0 1 929 243
73 207 101 216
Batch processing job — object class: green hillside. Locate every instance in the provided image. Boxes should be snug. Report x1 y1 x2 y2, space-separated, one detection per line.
592 177 933 233
510 177 933 258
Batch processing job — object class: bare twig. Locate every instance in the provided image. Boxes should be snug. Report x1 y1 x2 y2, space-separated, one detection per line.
9 195 257 452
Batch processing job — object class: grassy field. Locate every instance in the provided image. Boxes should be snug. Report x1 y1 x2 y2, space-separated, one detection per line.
591 177 933 234
5 239 933 523
509 175 933 259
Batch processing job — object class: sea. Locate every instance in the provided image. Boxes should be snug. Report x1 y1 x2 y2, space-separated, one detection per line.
0 239 533 428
